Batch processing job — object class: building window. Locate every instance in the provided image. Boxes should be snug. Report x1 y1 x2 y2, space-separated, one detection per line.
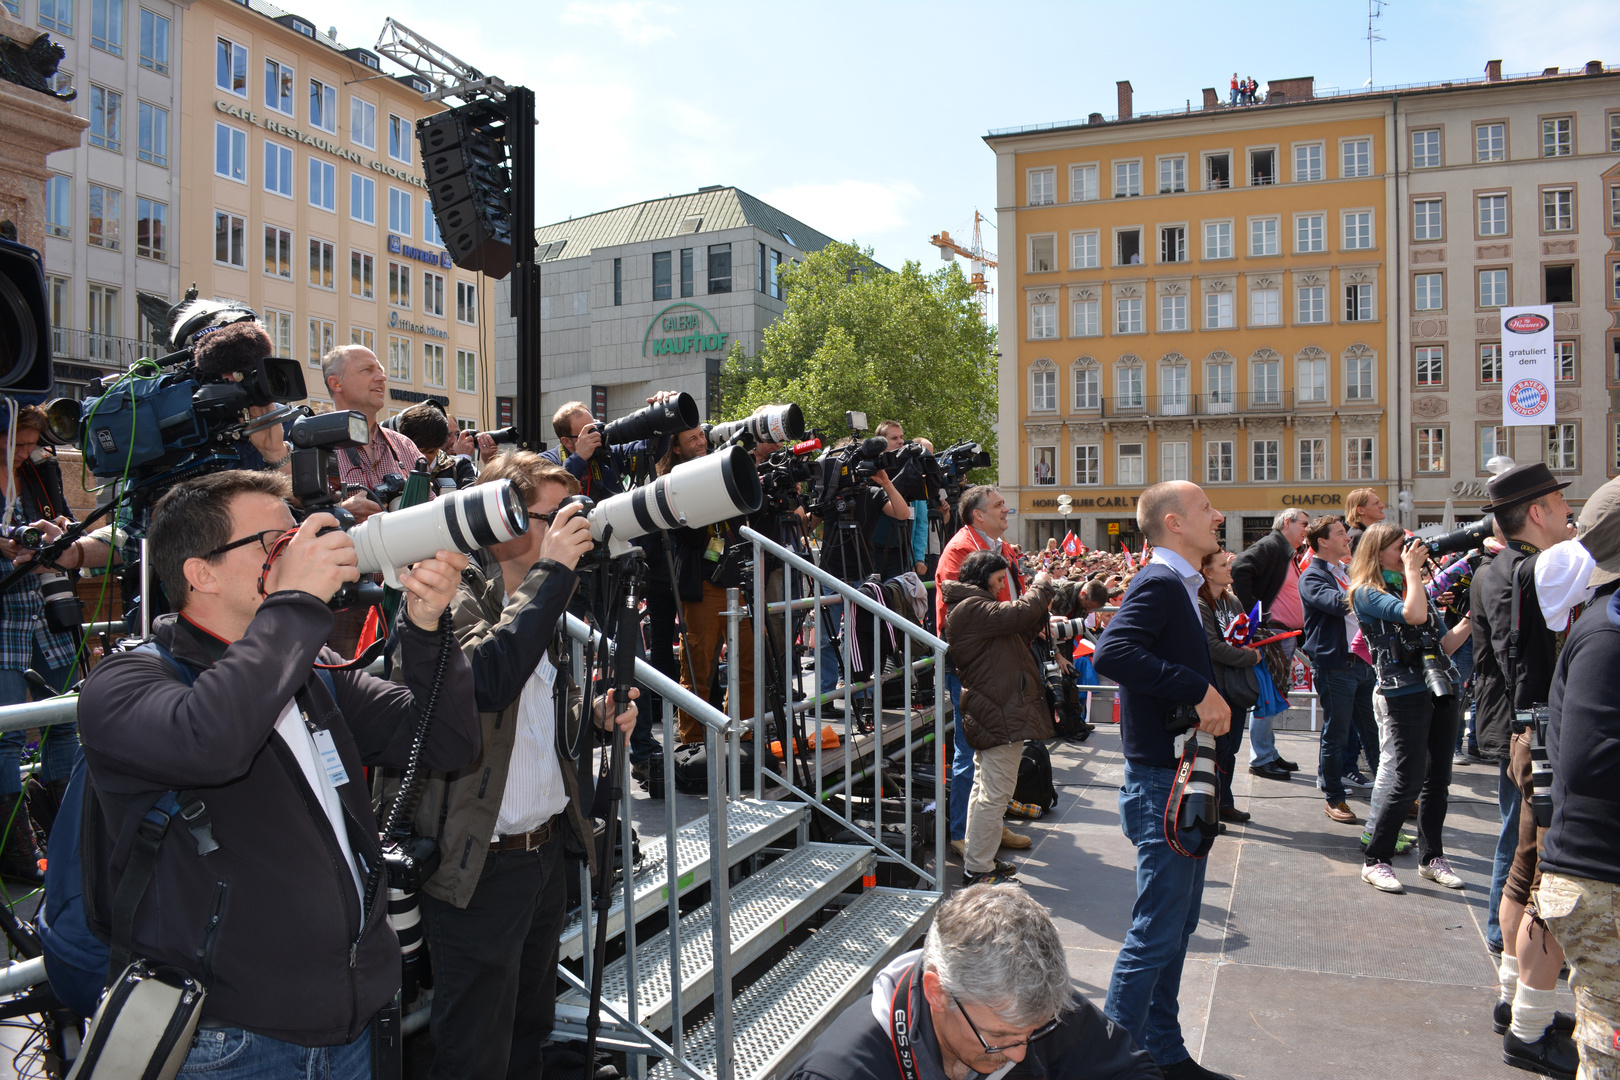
1347 437 1374 480
1293 143 1323 183
423 202 442 248
351 97 376 150
1073 445 1099 486
1345 351 1375 401
1480 343 1503 384
1545 264 1574 305
45 175 71 239
1031 365 1056 411
1413 198 1443 241
456 349 477 393
1415 345 1445 387
85 184 119 250
707 244 731 293
388 261 411 307
1204 291 1234 329
388 114 412 163
86 284 119 359
1249 217 1279 257
1158 156 1186 193
1542 116 1572 157
1299 439 1326 481
263 225 291 279
1030 234 1056 272
1030 302 1057 339
652 250 672 301
135 197 165 260
347 171 372 222
351 250 374 299
1027 167 1055 205
1478 193 1509 236
1341 138 1371 177
1253 358 1281 404
1032 446 1057 486
263 141 293 198
1476 122 1505 162
1071 299 1099 336
1296 285 1326 324
1342 211 1373 250
1115 297 1143 334
1116 229 1141 265
1298 354 1327 402
679 249 693 297
310 321 337 371
1542 188 1574 232
1206 440 1234 483
1203 220 1232 259
1113 160 1141 198
1074 366 1099 410
1071 231 1098 269
1610 183 1620 229
1204 152 1230 190
1416 427 1447 473
388 188 411 236
1480 425 1508 473
1248 148 1276 186
456 281 477 324
214 122 246 182
1413 272 1444 312
422 342 445 388
1161 441 1189 482
216 36 247 95
1158 226 1185 263
1479 268 1509 308
1250 288 1280 326
1554 340 1576 381
1611 110 1620 152
1412 128 1441 168
309 239 335 290
309 79 337 133
1116 365 1143 408
386 335 411 380
423 272 445 318
1070 164 1098 202
138 9 169 74
309 159 335 212
1295 213 1324 252
1161 363 1190 412
1160 294 1188 332
1547 422 1578 471
262 309 293 358
91 0 123 54
89 85 122 151
264 59 294 115
1345 283 1375 321
1207 361 1233 409
213 210 244 267
1117 443 1145 485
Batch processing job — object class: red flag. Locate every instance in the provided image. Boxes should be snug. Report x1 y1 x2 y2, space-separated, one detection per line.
1061 531 1080 556
1119 540 1132 563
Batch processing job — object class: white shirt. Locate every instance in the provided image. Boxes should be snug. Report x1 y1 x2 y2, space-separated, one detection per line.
493 654 570 837
273 699 363 903
1325 559 1361 646
1150 546 1203 611
971 528 1019 599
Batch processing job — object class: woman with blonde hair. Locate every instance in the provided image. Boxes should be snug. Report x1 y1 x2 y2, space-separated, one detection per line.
1347 523 1471 893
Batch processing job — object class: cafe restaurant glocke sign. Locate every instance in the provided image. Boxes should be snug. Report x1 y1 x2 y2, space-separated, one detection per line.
215 101 427 190
642 303 729 358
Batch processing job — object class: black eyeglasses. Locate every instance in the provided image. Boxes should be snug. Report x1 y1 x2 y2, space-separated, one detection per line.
529 510 559 526
952 996 1060 1055
204 529 289 560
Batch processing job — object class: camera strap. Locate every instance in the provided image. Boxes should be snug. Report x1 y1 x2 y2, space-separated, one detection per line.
887 960 924 1080
1164 733 1217 860
1506 545 1539 705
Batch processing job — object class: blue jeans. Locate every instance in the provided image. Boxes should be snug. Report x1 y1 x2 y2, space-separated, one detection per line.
946 669 972 841
1105 762 1209 1068
0 653 80 797
1487 756 1520 952
178 1025 370 1078
1247 707 1278 766
1317 662 1376 800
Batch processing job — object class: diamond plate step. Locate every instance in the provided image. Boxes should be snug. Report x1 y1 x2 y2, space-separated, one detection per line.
557 843 874 1034
559 799 805 962
646 887 937 1080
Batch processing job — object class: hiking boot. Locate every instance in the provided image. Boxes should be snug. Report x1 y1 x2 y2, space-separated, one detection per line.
1000 827 1032 850
631 759 665 799
1361 861 1404 893
1419 856 1465 889
1325 801 1358 824
1502 1026 1577 1079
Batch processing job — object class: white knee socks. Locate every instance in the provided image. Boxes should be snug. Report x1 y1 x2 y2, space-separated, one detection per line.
1509 983 1558 1042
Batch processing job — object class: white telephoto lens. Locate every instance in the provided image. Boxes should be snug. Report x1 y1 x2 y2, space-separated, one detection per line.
351 479 527 586
589 445 763 546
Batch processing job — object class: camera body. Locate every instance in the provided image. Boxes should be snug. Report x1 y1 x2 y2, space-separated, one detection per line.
753 439 821 517
809 437 888 518
370 472 408 512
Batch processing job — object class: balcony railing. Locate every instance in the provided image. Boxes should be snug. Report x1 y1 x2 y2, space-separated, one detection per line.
1059 390 1307 419
52 328 151 370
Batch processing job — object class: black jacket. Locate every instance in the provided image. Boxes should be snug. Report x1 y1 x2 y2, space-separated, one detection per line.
77 595 479 1046
1231 528 1296 615
1470 542 1555 763
1543 585 1620 886
1299 557 1353 670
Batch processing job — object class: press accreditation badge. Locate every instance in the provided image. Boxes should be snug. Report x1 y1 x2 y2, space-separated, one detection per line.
536 654 557 688
311 728 350 787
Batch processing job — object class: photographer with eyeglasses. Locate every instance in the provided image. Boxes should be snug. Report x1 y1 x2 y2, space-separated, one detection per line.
788 884 1157 1080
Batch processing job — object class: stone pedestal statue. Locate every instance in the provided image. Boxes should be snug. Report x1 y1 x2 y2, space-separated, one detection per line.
0 12 87 249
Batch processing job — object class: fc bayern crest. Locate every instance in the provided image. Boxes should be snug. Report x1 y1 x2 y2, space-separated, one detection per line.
1508 379 1550 418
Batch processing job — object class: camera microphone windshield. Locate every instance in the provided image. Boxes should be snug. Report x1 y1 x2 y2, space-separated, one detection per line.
569 445 763 557
348 480 528 587
602 392 700 445
707 404 805 449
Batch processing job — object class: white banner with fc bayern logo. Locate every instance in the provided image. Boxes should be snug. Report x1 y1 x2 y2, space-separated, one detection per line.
1500 304 1556 428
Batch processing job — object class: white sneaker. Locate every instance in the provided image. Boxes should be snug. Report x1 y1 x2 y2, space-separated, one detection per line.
1419 856 1465 889
1362 861 1404 893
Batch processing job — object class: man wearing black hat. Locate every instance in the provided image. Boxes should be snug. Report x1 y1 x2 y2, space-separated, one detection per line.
1469 462 1578 1077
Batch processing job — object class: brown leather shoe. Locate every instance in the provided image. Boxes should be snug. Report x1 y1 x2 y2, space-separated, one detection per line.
1325 801 1359 824
1000 827 1033 850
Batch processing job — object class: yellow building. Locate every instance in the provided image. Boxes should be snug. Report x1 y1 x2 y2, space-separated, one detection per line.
177 0 494 428
986 78 1396 551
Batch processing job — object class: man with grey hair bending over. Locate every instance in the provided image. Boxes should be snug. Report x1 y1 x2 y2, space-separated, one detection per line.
787 885 1157 1080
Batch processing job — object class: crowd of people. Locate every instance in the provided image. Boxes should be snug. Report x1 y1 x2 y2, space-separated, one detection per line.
1228 73 1262 106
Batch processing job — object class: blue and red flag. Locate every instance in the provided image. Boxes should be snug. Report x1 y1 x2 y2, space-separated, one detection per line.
1061 531 1081 556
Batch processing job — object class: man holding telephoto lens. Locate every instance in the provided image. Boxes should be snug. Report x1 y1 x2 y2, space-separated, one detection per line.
76 470 479 1079
412 453 639 1080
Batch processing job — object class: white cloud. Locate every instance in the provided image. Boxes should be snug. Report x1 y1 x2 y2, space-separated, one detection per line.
559 1 679 45
757 180 923 243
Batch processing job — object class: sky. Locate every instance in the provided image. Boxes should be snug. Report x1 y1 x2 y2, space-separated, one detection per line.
321 0 1620 309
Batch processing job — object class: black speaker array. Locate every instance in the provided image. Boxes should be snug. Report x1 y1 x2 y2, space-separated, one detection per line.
417 103 514 278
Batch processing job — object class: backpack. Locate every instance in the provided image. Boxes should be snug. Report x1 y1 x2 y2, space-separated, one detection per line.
1013 741 1058 812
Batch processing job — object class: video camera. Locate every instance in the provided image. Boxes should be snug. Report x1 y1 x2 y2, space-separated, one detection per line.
754 437 822 517
808 436 888 518
937 440 992 502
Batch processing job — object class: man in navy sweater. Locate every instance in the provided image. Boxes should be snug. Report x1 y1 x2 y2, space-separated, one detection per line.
1094 481 1232 1080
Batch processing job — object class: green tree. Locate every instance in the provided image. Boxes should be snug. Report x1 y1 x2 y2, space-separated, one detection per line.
718 242 997 457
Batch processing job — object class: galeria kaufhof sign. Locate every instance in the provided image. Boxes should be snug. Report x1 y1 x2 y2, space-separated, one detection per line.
215 101 428 190
642 303 729 357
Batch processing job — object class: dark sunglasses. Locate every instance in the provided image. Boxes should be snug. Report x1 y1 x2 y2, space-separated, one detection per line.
953 995 1060 1055
204 529 290 560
